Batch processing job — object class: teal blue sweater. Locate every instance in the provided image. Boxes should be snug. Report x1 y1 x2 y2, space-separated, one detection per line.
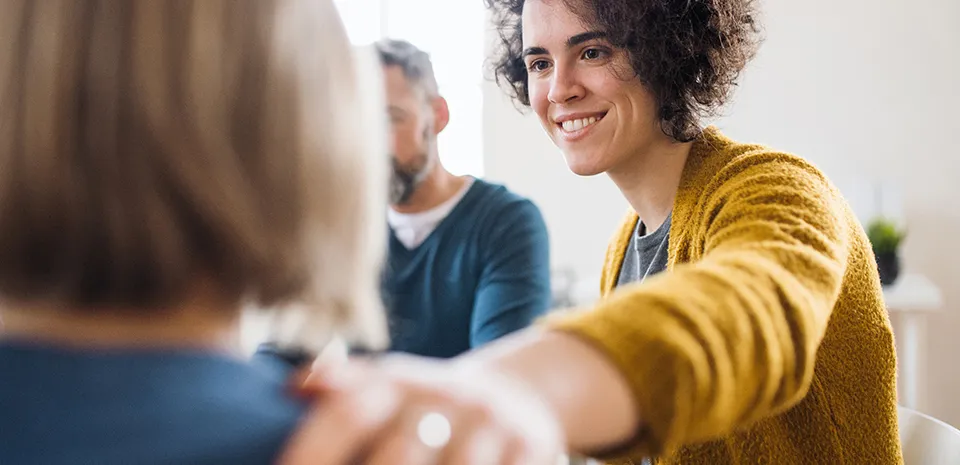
382 179 551 358
0 341 304 465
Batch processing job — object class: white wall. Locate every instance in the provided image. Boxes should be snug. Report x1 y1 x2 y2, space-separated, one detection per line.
482 0 960 425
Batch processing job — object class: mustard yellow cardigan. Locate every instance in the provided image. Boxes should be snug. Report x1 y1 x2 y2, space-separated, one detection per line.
546 127 902 464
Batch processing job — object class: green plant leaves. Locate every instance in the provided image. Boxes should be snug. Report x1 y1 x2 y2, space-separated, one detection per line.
866 218 906 255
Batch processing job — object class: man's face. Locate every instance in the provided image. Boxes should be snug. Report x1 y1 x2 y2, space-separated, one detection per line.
383 65 436 205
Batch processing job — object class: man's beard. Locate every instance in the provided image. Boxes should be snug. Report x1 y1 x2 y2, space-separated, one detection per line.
389 152 431 205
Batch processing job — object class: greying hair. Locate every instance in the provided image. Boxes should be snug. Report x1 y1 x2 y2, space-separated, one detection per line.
375 38 439 98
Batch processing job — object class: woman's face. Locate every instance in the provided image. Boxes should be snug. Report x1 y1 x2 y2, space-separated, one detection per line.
521 0 664 176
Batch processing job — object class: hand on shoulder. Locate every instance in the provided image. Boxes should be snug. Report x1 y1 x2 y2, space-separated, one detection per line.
278 353 565 465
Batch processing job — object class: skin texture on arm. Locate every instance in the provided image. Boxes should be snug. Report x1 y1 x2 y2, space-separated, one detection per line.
470 199 552 347
460 327 641 454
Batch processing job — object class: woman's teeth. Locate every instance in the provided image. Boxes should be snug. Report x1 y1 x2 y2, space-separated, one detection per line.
561 116 599 132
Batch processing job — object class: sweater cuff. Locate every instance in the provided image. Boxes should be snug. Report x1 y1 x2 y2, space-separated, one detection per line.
539 303 687 462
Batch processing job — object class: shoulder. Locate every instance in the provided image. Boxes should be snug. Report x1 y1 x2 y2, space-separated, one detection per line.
196 361 308 465
467 178 546 226
178 355 308 464
675 127 854 238
686 128 842 207
676 129 855 251
0 347 307 465
458 180 548 258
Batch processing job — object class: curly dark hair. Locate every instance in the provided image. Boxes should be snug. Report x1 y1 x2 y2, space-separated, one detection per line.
485 0 762 142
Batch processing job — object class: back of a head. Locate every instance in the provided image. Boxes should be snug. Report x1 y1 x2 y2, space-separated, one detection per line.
0 0 388 349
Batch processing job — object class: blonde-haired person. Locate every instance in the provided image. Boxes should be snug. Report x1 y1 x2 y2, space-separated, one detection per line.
0 0 388 463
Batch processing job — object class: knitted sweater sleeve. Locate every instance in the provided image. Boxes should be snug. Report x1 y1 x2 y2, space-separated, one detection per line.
545 153 853 459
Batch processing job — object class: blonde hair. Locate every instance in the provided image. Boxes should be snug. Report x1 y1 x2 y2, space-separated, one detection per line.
0 0 388 350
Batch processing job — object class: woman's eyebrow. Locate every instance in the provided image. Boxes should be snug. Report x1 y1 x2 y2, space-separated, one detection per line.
522 30 607 58
566 31 606 47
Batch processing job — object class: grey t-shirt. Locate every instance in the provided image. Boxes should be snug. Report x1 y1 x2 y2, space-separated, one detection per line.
614 212 671 465
617 212 672 287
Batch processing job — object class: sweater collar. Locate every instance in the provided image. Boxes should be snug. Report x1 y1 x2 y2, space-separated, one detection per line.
668 126 738 261
602 126 734 294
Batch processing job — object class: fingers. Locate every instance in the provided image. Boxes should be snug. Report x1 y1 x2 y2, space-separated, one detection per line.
284 354 566 465
364 406 507 465
501 437 566 465
285 367 314 400
455 420 561 465
440 425 505 465
311 336 350 372
501 438 539 465
363 412 441 465
276 380 401 465
435 398 502 465
441 414 557 465
296 357 377 397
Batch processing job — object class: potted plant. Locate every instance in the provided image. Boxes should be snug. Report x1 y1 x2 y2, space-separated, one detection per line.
866 217 907 286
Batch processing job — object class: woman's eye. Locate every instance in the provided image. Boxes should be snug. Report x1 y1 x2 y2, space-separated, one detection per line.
528 60 550 72
582 48 605 60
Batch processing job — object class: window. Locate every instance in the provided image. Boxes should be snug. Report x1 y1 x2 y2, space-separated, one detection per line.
334 0 485 176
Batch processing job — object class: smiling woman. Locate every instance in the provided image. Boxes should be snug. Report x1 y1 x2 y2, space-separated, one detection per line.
474 0 900 463
519 21 667 178
491 0 760 143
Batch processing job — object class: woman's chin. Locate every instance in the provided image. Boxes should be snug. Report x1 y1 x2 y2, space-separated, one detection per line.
562 153 608 177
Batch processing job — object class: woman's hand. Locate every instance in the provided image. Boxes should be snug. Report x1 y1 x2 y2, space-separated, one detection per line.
278 353 566 465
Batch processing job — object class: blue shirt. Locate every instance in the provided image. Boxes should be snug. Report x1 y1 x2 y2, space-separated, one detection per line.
0 341 305 465
382 179 552 358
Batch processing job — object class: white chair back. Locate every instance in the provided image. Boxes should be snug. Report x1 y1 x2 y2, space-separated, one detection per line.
899 406 960 464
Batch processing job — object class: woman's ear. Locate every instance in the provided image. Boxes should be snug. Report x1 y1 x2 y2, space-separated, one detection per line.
430 96 450 135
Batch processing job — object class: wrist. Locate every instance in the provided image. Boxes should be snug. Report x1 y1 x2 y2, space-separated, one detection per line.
456 329 642 453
